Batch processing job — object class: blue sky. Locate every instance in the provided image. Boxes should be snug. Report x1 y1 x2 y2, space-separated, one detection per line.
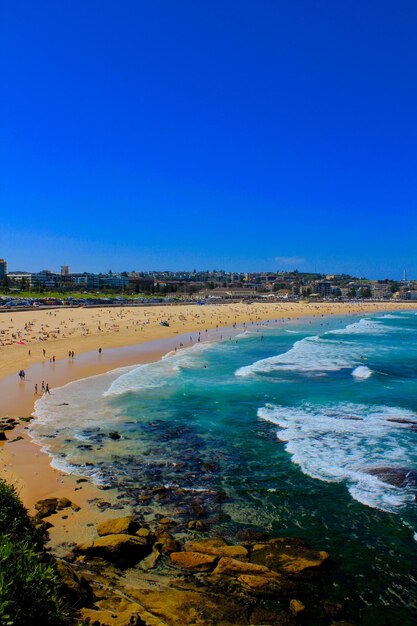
1 1 416 277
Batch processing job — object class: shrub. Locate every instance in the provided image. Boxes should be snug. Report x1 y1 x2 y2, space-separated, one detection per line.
0 480 69 625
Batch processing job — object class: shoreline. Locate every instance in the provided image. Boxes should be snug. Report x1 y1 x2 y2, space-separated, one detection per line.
1 300 416 552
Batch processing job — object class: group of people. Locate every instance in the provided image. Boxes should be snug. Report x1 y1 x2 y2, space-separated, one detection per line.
34 381 50 395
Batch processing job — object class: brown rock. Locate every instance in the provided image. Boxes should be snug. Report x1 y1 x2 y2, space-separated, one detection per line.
55 559 93 607
135 527 152 540
187 520 206 531
212 557 278 577
80 606 147 626
170 551 218 571
289 599 305 616
238 574 281 591
158 517 176 526
154 531 179 554
57 497 73 510
34 498 58 518
139 547 161 570
251 539 330 574
76 534 150 567
96 515 139 537
250 607 283 624
0 430 7 440
185 537 249 560
125 586 249 626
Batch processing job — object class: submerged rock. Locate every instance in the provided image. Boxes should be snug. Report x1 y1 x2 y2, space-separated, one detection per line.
366 467 417 488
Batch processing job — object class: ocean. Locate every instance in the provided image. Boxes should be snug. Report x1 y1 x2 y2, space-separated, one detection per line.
31 311 417 624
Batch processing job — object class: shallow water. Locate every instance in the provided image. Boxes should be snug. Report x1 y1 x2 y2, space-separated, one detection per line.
31 312 417 624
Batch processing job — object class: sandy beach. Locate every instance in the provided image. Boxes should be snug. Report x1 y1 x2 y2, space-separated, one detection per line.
1 300 416 550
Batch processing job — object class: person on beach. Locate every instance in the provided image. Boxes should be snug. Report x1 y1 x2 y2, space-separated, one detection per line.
41 381 45 392
45 383 50 394
34 384 38 394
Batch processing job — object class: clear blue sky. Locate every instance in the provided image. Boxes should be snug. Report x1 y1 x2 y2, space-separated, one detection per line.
1 1 416 277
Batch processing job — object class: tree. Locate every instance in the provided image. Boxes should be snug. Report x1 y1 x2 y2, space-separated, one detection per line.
347 287 357 298
359 286 371 298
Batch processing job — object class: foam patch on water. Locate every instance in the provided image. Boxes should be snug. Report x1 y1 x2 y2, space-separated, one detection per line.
330 318 391 335
258 402 417 513
104 341 213 397
352 365 373 379
235 334 358 377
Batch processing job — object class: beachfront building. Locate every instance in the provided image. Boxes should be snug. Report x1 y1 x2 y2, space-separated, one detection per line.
315 281 332 297
0 259 7 282
7 271 32 289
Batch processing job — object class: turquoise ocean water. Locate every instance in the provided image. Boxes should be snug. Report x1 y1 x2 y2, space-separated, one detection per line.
32 311 417 624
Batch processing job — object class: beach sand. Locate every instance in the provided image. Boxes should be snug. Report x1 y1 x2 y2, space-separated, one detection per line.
1 300 415 550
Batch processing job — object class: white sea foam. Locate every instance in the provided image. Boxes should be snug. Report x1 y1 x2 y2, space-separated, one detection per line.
235 334 357 377
330 318 389 335
352 365 373 379
104 341 212 397
235 316 408 378
258 402 417 513
375 314 405 320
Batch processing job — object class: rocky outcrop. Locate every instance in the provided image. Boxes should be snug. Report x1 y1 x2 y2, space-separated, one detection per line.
55 559 93 607
96 515 140 537
170 551 218 571
75 534 151 568
66 509 338 625
34 497 80 519
250 537 330 574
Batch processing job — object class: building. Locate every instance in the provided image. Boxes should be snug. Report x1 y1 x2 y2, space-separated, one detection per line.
315 281 332 297
7 272 32 288
61 265 70 275
0 259 8 282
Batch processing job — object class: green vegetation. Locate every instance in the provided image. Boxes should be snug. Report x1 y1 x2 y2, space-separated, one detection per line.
0 480 69 626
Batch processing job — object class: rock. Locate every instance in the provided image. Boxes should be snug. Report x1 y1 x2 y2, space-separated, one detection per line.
55 559 93 607
237 574 281 591
289 599 305 616
109 431 121 440
19 416 34 422
250 607 284 624
188 520 206 531
366 467 417 488
158 517 176 526
139 547 161 570
35 498 58 518
9 436 23 443
154 531 179 554
0 430 7 440
136 527 152 540
251 539 330 574
75 534 150 568
185 537 249 560
323 601 343 619
97 515 139 537
57 497 73 510
236 528 269 542
80 605 147 626
125 586 247 626
212 557 278 577
170 551 218 571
